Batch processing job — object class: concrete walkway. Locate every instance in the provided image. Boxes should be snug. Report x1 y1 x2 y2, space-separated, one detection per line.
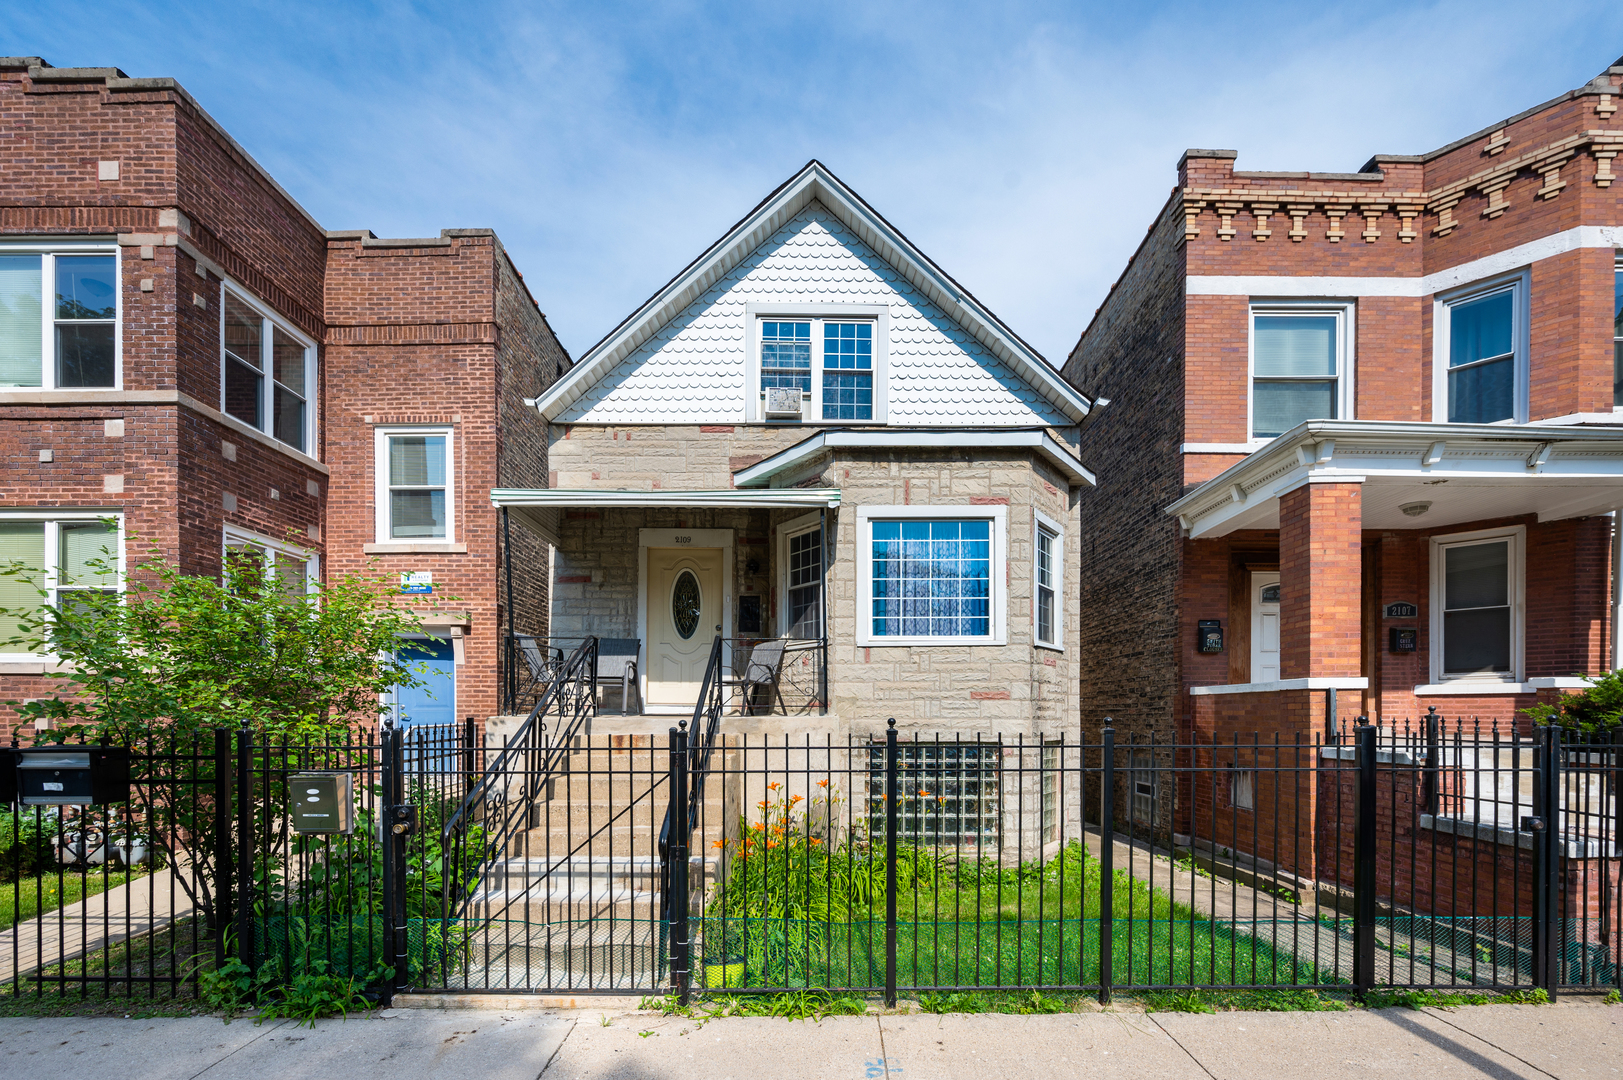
1 1000 1617 1079
0 869 194 985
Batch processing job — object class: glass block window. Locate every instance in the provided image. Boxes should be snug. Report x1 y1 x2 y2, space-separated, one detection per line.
0 249 117 390
761 321 811 393
387 434 448 539
869 741 1001 846
870 519 992 638
1251 312 1339 439
822 322 873 421
1041 742 1060 842
1230 768 1254 811
786 527 822 638
1440 537 1513 676
1447 288 1516 423
1130 750 1157 827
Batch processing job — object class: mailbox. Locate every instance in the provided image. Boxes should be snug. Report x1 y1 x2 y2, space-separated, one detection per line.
1389 627 1417 653
15 746 129 806
290 772 355 834
1197 620 1224 654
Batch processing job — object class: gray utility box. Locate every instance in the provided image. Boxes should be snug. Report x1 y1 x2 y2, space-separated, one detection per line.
11 746 130 806
290 772 355 834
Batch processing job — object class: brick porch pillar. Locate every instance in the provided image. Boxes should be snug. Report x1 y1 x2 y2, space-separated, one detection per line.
1279 481 1363 681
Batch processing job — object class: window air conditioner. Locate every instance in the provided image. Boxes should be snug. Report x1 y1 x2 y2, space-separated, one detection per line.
764 387 803 418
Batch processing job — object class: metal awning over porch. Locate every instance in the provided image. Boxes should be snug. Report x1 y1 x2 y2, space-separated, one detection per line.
1168 421 1623 538
491 487 842 544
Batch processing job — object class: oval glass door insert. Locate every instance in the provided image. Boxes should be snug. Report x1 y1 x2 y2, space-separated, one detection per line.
672 570 701 639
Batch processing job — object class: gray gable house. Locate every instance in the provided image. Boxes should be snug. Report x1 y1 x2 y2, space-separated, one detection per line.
495 162 1095 751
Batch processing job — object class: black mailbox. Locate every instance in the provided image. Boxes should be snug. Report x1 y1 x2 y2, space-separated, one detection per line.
1389 627 1417 653
1197 620 1224 654
290 772 355 834
14 746 129 806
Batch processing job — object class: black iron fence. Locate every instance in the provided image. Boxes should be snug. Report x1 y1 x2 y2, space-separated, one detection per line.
5 715 1621 1005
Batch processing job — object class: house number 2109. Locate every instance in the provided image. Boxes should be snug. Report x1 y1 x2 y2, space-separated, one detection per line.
673 535 692 543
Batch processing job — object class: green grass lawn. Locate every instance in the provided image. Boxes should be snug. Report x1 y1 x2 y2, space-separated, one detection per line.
2 869 149 925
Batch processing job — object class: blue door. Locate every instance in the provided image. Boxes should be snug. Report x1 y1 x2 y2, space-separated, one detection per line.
392 637 455 726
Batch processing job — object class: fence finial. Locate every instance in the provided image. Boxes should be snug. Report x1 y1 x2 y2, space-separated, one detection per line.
887 717 896 729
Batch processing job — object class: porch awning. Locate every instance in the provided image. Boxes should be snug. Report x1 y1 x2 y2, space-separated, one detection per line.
491 487 842 545
1167 420 1623 538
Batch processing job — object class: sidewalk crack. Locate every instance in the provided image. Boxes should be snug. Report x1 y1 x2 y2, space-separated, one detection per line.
185 1017 291 1080
1147 1013 1217 1080
537 1016 578 1077
1422 1008 1560 1080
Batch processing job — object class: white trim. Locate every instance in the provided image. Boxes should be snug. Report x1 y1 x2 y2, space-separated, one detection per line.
1185 225 1623 298
490 488 841 510
0 241 122 392
1413 682 1537 695
1033 508 1063 650
1182 442 1267 454
776 510 824 638
1248 301 1354 440
533 162 1092 424
1528 412 1623 426
374 425 456 546
1188 677 1368 696
1527 677 1593 689
743 303 890 424
637 527 734 713
732 429 1095 488
222 524 319 594
1432 270 1530 425
0 510 125 662
219 280 318 457
1429 525 1525 686
855 504 1008 647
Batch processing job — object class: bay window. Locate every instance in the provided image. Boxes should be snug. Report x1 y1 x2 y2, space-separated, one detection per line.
221 284 315 454
0 246 118 390
857 505 1007 646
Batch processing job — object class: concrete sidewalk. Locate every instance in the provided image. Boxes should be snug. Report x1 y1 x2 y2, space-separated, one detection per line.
1 1000 1617 1079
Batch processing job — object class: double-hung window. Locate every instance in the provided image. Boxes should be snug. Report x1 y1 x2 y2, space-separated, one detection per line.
857 505 1007 646
750 306 886 423
785 524 824 638
1034 513 1062 648
375 427 455 545
0 514 121 659
0 246 118 390
224 527 317 599
1613 262 1622 407
221 285 315 454
1436 275 1526 425
1249 305 1350 439
1430 527 1523 684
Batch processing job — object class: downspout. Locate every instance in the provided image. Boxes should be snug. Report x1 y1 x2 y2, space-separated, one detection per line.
504 506 516 714
820 506 830 716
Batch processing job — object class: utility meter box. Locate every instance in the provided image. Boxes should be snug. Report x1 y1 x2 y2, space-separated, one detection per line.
15 746 130 806
290 772 354 834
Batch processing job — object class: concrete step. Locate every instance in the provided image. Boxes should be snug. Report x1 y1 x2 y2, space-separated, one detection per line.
469 853 717 909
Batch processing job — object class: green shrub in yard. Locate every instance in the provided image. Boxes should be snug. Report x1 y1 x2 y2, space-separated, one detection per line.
1523 670 1623 733
0 812 52 883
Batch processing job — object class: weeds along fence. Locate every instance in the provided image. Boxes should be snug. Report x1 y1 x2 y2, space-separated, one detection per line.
4 717 1620 1005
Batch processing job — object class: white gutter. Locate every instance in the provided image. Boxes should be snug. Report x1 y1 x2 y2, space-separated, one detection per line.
731 429 1096 488
490 488 841 510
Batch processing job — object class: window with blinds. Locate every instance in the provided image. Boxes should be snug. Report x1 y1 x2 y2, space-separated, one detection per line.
0 517 120 656
0 248 118 391
1250 308 1347 440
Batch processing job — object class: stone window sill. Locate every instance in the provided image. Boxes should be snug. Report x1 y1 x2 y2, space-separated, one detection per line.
363 543 468 554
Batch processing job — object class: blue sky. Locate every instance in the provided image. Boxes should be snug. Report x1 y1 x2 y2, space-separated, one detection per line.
7 2 1623 363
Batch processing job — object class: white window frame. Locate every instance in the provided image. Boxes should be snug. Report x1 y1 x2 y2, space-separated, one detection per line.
1429 525 1525 685
222 525 319 595
373 425 456 547
1033 509 1064 650
856 503 1008 647
1432 270 1530 425
219 281 318 454
0 510 125 661
743 303 890 424
1247 300 1354 442
0 239 122 391
1613 256 1622 411
776 510 825 639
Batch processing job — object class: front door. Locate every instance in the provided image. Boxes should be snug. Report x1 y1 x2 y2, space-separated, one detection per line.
646 547 723 708
1250 572 1281 683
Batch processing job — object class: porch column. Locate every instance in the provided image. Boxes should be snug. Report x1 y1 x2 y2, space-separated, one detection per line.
1279 481 1363 681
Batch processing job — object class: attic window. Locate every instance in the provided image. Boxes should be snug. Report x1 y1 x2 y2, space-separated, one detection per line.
749 306 887 424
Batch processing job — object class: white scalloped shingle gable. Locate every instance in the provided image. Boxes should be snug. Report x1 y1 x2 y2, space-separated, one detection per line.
556 205 1071 427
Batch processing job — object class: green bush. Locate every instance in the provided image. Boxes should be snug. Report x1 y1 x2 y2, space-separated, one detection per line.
1523 670 1623 734
0 812 53 883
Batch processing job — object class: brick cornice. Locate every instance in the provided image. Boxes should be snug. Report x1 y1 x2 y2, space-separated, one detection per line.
326 322 499 346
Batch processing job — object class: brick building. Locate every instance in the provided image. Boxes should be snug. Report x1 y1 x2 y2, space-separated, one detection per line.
1065 57 1623 822
0 58 564 736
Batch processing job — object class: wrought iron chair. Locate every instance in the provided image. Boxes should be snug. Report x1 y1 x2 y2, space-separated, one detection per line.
736 637 788 715
596 638 641 715
511 634 562 710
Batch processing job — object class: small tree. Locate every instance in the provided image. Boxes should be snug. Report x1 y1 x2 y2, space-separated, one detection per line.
1 531 432 927
1522 670 1623 735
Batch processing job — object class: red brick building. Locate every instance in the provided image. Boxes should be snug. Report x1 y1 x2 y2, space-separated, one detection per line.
0 57 565 736
1065 57 1623 802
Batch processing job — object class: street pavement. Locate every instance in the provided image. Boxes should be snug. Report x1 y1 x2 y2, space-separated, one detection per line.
1 998 1617 1079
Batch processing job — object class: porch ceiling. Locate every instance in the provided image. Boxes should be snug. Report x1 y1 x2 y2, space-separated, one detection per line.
1168 421 1623 538
491 487 842 543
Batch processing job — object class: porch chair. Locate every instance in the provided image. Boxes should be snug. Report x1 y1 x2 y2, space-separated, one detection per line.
596 638 642 716
736 637 789 716
511 634 561 709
